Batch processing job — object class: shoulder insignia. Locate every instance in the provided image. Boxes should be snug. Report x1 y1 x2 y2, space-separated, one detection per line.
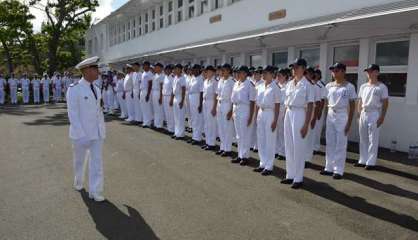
69 82 79 87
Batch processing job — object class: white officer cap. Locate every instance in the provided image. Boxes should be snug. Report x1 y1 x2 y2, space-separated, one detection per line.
126 63 133 69
76 56 100 70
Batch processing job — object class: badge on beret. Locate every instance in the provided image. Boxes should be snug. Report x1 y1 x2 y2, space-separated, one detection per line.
84 96 88 100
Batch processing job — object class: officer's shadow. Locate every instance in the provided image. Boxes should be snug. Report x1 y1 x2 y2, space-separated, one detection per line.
80 190 160 240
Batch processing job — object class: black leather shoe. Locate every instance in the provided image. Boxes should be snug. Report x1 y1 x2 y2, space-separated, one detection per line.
333 173 343 179
187 139 193 143
313 150 322 155
365 165 376 171
205 146 216 151
253 167 264 173
171 135 176 139
216 150 224 155
354 163 366 167
275 154 279 158
239 158 248 166
191 140 201 146
201 144 208 149
291 182 303 189
142 125 150 129
277 155 286 160
261 169 273 176
175 137 185 141
231 157 241 163
280 179 293 184
221 151 231 157
305 162 313 169
253 149 258 153
320 170 333 176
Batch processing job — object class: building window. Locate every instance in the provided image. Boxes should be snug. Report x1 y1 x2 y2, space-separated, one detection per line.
188 5 195 18
145 13 149 33
177 11 183 22
230 57 235 66
168 1 173 11
132 19 136 37
250 54 263 67
168 14 173 26
214 58 221 67
200 60 206 66
160 18 164 28
122 24 126 42
272 52 288 68
299 48 320 68
375 40 409 97
160 5 164 15
333 45 360 88
213 0 222 9
127 21 131 40
201 0 208 14
138 16 142 36
178 0 183 8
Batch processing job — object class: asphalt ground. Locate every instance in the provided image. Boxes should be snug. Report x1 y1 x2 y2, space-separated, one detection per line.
0 104 417 240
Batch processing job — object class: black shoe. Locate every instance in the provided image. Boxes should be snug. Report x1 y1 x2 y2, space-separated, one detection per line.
253 167 264 173
239 158 248 166
201 144 208 149
305 162 313 169
365 165 376 171
253 149 258 153
320 170 333 176
232 143 237 147
231 157 241 163
291 182 303 189
277 155 286 160
138 121 143 125
333 173 343 179
313 150 322 155
280 179 293 184
191 140 201 146
216 150 224 155
142 125 150 129
187 139 193 144
216 137 220 141
175 137 185 141
354 163 366 167
275 154 279 158
261 169 273 176
205 145 216 151
171 135 176 139
221 151 231 157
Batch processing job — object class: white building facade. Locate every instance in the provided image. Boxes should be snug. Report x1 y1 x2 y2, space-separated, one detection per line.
86 0 418 152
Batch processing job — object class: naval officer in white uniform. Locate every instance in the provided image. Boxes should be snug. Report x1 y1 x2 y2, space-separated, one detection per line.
67 56 106 202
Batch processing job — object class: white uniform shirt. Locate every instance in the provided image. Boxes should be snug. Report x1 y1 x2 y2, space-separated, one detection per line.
284 77 315 108
231 79 256 105
203 77 218 101
93 78 102 90
132 71 141 92
123 73 133 92
188 75 204 95
41 78 50 89
317 80 327 100
20 78 30 90
0 78 6 90
152 73 165 91
216 77 235 103
172 75 187 101
162 74 174 96
326 81 357 110
256 82 283 110
8 78 18 90
140 71 154 91
277 81 288 104
312 82 322 102
32 79 41 89
358 82 388 112
116 79 125 93
66 78 106 140
53 77 62 89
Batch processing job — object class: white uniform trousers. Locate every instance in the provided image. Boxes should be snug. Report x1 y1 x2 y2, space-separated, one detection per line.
313 112 325 151
325 109 348 175
140 90 153 126
104 90 115 113
251 120 258 150
233 104 252 159
125 92 135 121
203 99 217 146
33 88 40 103
189 93 203 141
0 89 5 104
152 90 164 128
72 139 104 195
185 96 191 128
275 108 286 156
305 127 315 163
163 95 174 133
116 92 127 118
133 90 142 122
358 111 380 166
257 109 277 170
284 108 308 183
10 87 17 104
217 102 234 152
22 87 30 103
173 98 186 137
43 88 49 103
54 87 62 102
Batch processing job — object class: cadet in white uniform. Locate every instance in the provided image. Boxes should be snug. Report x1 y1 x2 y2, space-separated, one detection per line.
8 74 18 104
275 68 290 160
103 74 116 114
41 73 51 103
188 64 204 145
151 63 165 129
32 74 41 104
356 64 389 170
231 66 256 165
250 67 264 153
281 59 314 189
20 74 31 104
312 69 327 153
202 66 218 151
0 74 6 104
115 72 128 119
52 73 63 102
162 65 175 134
132 63 143 123
216 64 235 157
140 61 154 127
67 56 106 202
123 64 135 122
171 64 187 139
254 66 282 175
321 63 356 179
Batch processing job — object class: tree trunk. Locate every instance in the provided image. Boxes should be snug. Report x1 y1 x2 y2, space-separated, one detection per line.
27 35 42 75
47 32 61 75
1 40 14 75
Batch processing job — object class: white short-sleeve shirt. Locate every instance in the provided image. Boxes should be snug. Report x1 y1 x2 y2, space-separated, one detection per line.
326 81 357 109
152 73 165 91
173 75 187 100
217 77 235 103
162 74 174 96
203 77 218 101
140 71 154 91
358 82 388 112
284 77 315 108
256 82 283 110
231 79 256 105
188 75 204 95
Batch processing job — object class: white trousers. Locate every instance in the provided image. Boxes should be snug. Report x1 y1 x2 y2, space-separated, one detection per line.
125 92 135 121
217 102 234 152
104 90 115 112
257 109 277 170
325 110 348 175
173 97 185 137
275 108 286 156
284 108 308 183
251 118 258 150
0 89 4 104
152 90 164 128
23 87 30 103
189 93 203 141
43 88 49 103
72 139 104 194
163 95 174 133
358 111 380 166
133 89 142 122
10 87 17 104
203 99 217 146
54 87 62 101
233 104 252 159
140 90 153 126
313 112 325 151
116 92 127 118
33 88 40 103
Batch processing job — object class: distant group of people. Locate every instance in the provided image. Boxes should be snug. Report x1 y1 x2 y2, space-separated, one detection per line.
0 72 80 105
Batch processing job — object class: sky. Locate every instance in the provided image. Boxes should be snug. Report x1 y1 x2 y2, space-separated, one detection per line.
27 0 129 32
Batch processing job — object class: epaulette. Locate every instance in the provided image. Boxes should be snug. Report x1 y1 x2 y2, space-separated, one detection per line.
69 82 79 87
